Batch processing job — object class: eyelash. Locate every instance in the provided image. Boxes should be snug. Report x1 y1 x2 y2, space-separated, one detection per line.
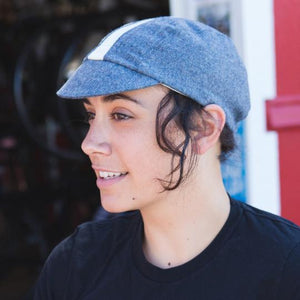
85 112 95 123
110 113 131 121
85 112 131 123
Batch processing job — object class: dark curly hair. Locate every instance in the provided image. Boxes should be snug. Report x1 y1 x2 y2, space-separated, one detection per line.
156 90 236 191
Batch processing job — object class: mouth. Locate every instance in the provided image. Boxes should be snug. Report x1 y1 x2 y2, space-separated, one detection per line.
98 170 128 180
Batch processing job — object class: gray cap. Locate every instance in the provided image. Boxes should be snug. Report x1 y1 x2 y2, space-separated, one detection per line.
57 16 250 131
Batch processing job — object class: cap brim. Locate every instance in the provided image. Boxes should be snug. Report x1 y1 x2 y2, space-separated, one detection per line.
57 59 159 99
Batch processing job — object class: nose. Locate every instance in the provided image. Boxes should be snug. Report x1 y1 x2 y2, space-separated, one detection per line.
81 122 112 156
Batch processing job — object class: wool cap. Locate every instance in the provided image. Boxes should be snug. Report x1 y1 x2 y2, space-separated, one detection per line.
57 16 250 131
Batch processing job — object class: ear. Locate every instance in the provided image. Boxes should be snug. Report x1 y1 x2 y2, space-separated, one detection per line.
191 104 226 155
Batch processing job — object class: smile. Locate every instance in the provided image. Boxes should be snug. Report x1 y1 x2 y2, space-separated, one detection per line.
99 171 128 180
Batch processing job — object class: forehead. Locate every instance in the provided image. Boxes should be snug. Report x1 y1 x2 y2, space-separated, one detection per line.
83 85 169 107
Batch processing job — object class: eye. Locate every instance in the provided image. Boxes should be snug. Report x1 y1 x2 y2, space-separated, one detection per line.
85 111 95 123
111 112 131 121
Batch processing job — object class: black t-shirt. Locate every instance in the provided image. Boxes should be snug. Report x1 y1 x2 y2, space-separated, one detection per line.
34 199 300 299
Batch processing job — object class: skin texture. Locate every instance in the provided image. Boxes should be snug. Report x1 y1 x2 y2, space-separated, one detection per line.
82 85 230 269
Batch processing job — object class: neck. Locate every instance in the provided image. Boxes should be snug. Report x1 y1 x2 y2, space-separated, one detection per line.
140 158 230 269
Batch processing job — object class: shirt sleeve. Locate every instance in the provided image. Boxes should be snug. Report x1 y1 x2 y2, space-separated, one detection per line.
277 241 300 300
33 232 76 300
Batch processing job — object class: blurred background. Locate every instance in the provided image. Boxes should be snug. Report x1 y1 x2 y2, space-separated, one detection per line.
1 0 299 299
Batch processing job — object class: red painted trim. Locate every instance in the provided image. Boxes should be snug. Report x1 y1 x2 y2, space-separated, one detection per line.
273 0 300 225
266 95 300 130
274 0 300 96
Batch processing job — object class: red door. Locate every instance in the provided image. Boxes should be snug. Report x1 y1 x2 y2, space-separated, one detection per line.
266 0 300 225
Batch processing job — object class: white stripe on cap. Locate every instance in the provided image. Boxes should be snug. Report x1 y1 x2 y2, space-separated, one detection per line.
87 19 152 61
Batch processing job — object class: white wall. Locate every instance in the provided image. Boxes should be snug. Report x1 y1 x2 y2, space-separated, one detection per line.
240 0 280 214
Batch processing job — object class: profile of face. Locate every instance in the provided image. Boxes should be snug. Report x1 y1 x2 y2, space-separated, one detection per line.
81 85 185 213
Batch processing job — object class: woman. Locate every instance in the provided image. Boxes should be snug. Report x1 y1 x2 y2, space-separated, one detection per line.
34 17 300 299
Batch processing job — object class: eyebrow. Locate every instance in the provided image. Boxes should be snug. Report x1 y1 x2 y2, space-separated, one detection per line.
83 93 142 106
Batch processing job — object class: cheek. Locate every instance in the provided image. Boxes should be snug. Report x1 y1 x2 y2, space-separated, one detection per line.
119 129 173 179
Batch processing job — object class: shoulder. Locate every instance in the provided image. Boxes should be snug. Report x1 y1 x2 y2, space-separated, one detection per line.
277 241 300 299
60 210 140 261
232 199 300 299
34 211 140 299
233 199 300 245
51 210 140 259
72 210 140 248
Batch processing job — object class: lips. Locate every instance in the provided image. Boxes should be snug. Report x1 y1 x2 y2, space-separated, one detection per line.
95 170 128 189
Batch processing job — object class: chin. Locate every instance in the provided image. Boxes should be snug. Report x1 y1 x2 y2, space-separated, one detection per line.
100 195 135 214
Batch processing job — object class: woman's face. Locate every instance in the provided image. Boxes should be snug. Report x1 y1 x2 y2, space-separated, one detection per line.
81 85 180 213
